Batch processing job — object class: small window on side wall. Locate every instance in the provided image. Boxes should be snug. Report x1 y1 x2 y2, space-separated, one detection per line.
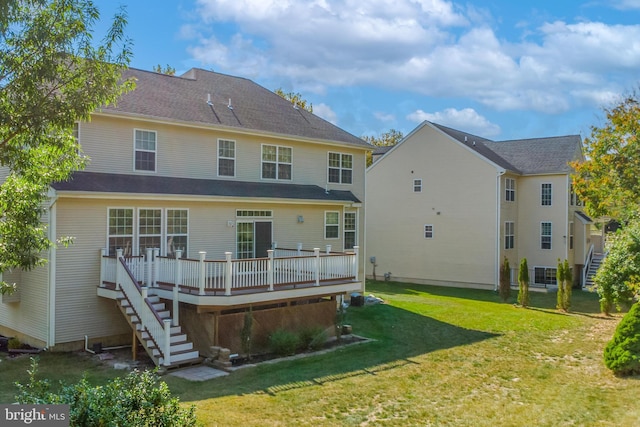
424 224 434 239
413 179 422 193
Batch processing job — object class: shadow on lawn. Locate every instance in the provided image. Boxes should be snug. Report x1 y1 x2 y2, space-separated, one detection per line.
170 303 499 401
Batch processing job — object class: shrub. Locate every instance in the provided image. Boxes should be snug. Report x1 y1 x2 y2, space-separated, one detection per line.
8 337 21 349
15 358 197 426
499 257 511 302
517 258 530 308
268 329 299 356
298 326 325 351
308 330 328 351
603 302 640 376
563 259 572 310
557 259 565 311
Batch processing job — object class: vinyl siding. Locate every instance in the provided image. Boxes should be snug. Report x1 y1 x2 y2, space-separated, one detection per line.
367 124 498 287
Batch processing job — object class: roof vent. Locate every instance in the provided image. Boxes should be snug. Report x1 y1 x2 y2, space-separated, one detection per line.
207 93 213 106
464 136 468 142
228 98 233 110
472 141 476 146
293 102 299 110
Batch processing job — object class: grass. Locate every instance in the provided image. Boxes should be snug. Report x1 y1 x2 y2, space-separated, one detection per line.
2 280 639 426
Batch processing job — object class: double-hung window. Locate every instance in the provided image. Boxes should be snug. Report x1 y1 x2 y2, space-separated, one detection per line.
138 209 162 256
505 178 515 201
134 129 157 172
325 211 340 239
262 145 292 180
534 267 557 285
108 208 134 256
413 179 422 193
344 212 357 249
424 224 434 239
541 183 552 206
505 221 515 249
218 139 235 177
167 209 189 257
328 152 353 184
541 222 552 249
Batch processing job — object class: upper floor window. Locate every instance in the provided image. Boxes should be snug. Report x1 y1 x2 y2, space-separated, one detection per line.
325 211 339 239
262 145 292 180
344 212 357 249
541 183 552 206
505 178 515 202
424 224 434 239
218 139 235 177
541 221 552 249
328 152 353 184
413 179 422 193
505 221 515 250
134 129 157 172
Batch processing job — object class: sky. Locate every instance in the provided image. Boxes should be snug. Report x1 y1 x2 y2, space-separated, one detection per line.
93 0 640 141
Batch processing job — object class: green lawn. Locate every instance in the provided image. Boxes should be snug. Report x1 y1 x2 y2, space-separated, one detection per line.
2 281 639 426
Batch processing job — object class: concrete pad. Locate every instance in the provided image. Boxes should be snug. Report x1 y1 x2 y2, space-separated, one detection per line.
169 366 229 382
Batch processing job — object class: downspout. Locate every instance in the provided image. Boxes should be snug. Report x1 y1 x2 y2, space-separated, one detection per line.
47 191 58 349
495 169 506 292
565 175 570 262
362 150 368 295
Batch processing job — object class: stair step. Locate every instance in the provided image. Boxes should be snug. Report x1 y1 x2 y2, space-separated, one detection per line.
168 349 200 364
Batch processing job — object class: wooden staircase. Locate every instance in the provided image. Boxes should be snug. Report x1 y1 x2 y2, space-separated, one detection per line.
584 253 604 289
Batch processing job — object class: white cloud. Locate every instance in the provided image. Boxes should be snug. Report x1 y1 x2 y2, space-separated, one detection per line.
185 0 640 116
610 0 640 10
374 112 396 122
313 103 339 125
407 108 501 138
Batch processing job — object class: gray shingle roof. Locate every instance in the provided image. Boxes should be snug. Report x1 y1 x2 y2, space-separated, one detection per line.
101 68 369 148
52 172 361 203
430 122 581 175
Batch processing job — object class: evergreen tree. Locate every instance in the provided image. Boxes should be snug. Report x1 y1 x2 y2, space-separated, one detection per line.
556 259 565 311
517 258 530 308
499 257 511 302
604 302 640 376
563 259 572 311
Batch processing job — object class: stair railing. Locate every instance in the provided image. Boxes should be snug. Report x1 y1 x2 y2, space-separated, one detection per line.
582 243 595 287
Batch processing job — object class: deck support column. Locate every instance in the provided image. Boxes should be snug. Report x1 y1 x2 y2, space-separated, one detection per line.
115 249 123 291
353 246 360 281
153 248 160 287
198 251 206 296
267 249 274 291
163 319 172 366
314 248 320 287
99 248 107 288
224 252 233 296
173 250 182 327
146 248 153 288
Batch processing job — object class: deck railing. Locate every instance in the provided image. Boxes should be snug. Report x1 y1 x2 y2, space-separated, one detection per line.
101 246 359 299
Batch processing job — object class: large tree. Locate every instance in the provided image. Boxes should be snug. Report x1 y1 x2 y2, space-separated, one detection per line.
572 93 640 222
363 129 404 166
274 88 313 113
0 0 132 294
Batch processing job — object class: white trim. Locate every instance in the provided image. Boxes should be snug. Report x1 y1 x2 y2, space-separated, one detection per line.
133 128 157 173
217 138 236 178
324 210 340 240
343 210 357 250
261 143 293 181
505 177 515 202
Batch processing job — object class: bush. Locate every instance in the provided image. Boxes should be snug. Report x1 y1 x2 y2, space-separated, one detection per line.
15 358 197 426
517 258 530 308
268 329 299 356
604 302 640 376
499 257 511 302
298 326 325 351
8 337 21 349
308 330 328 351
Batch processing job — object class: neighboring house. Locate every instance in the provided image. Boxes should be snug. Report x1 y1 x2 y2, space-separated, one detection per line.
366 121 594 291
0 68 370 366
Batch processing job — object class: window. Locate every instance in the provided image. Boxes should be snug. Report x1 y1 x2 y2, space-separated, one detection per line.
138 209 162 256
569 221 574 250
505 178 515 202
328 153 353 184
108 208 133 256
236 210 273 217
134 129 157 172
262 145 292 180
218 139 235 177
236 222 254 259
325 211 339 239
344 212 357 249
167 209 188 257
505 221 515 250
541 183 552 206
424 224 434 239
541 222 552 249
413 179 422 193
534 267 557 285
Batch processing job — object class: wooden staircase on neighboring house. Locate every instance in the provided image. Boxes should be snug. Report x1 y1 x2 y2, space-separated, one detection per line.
584 253 605 289
113 252 200 368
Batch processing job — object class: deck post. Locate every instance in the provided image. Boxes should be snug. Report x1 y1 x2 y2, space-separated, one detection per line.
163 319 172 366
225 252 233 296
198 251 206 296
353 246 360 281
267 249 274 291
115 249 123 291
314 248 320 287
153 248 160 287
146 248 153 287
325 245 331 254
297 243 303 255
173 250 182 327
99 248 107 288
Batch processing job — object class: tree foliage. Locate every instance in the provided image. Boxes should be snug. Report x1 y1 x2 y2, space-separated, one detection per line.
274 88 313 112
593 221 640 314
517 258 530 308
363 129 404 166
499 257 511 302
153 63 176 75
603 302 640 376
572 93 640 222
15 358 197 426
0 0 133 294
556 259 573 312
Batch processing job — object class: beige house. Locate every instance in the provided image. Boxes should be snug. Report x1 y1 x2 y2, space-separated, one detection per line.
0 68 370 366
366 121 594 291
